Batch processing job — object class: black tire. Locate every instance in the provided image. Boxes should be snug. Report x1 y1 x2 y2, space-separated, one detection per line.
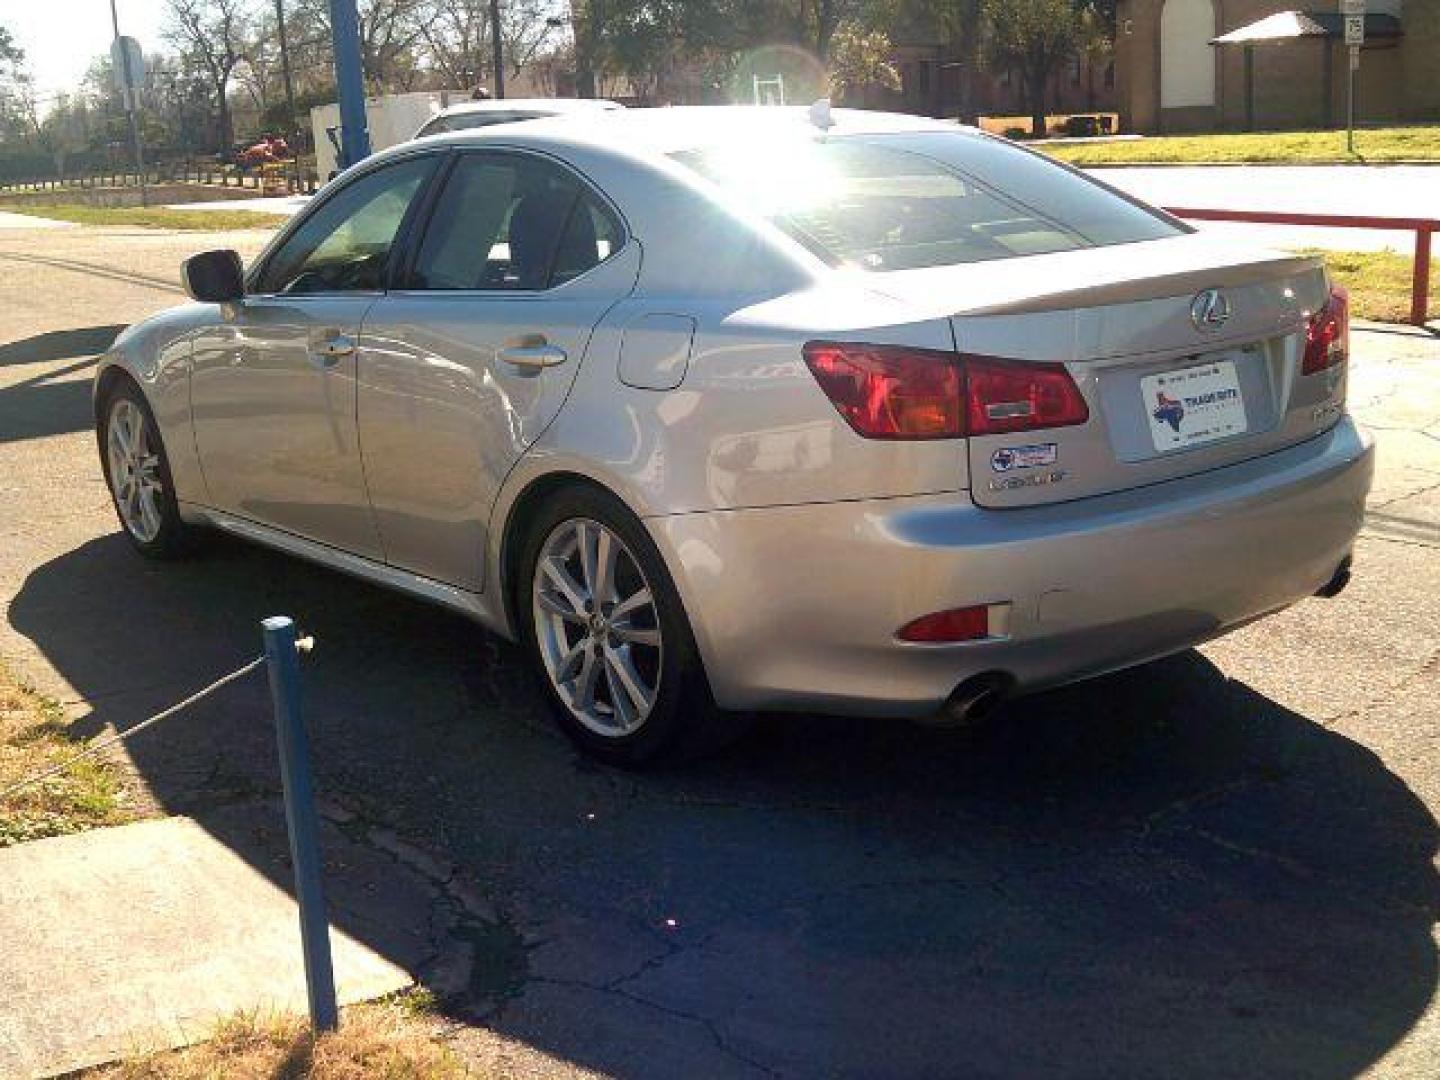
96 379 196 559
517 485 738 767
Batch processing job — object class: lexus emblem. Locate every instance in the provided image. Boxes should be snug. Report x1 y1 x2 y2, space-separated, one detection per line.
1190 288 1231 332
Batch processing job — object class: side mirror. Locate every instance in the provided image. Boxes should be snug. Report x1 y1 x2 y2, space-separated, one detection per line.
181 249 245 303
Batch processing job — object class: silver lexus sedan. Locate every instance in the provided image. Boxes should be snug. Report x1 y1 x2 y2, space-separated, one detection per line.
94 106 1374 764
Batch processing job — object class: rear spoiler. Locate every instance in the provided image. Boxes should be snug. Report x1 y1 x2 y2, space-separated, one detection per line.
953 253 1324 317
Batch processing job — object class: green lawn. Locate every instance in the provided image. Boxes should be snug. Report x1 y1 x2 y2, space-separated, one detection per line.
1042 125 1440 166
1301 248 1435 324
1 203 289 231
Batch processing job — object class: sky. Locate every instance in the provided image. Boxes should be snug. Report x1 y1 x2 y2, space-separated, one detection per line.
3 0 169 103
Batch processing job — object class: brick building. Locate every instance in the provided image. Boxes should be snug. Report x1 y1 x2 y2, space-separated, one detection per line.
850 43 1115 124
1114 0 1440 132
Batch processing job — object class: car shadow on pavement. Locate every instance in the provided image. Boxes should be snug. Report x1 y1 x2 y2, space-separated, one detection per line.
0 325 126 445
9 531 1439 1079
0 325 127 368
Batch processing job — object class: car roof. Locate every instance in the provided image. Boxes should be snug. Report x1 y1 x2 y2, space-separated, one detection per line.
430 98 623 118
416 105 964 159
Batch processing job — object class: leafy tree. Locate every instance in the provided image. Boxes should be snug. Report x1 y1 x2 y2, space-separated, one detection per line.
1075 3 1111 110
981 0 1080 137
0 23 40 144
827 20 899 102
1076 0 1115 37
598 0 687 102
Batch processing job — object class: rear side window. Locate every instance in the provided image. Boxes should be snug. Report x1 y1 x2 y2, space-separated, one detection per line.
673 133 1181 271
409 152 621 291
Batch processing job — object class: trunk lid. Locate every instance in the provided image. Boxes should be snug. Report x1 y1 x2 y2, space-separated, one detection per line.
876 234 1343 509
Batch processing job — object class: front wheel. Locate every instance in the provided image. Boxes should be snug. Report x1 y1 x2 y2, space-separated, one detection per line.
98 382 194 558
518 487 730 767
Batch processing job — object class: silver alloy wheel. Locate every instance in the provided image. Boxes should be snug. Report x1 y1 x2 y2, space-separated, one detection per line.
532 517 663 737
106 398 165 544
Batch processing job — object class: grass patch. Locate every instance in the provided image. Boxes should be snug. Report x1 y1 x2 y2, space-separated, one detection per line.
0 663 135 846
1041 125 1440 166
1300 248 1436 323
3 203 289 231
92 1000 466 1080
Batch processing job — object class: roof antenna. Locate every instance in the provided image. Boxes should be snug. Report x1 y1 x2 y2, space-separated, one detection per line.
808 97 834 133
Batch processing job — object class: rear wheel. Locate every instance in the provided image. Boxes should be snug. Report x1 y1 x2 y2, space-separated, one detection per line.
98 382 193 558
518 487 728 766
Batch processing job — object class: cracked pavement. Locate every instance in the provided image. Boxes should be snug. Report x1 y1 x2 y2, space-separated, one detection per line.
1 223 1437 1078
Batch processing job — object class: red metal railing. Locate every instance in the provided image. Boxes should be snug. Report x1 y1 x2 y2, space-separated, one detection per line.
1163 207 1437 327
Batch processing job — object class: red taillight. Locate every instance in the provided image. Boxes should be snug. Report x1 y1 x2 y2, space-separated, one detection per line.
963 354 1090 436
898 605 990 643
803 342 962 439
1303 285 1349 375
803 342 1087 440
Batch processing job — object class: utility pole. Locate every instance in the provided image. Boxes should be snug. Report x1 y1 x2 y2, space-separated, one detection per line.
328 0 371 168
274 0 299 135
273 0 301 188
108 0 147 206
490 0 505 98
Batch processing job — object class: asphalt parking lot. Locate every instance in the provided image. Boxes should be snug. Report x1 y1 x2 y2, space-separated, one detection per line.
2 224 1438 1078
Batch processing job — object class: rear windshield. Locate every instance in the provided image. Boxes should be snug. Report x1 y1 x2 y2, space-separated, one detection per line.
418 111 543 136
672 133 1182 271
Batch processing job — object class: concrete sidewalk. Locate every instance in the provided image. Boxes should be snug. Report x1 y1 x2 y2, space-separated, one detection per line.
0 211 76 231
0 814 411 1079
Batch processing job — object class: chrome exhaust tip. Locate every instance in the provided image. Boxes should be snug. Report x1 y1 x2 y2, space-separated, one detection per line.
927 672 1014 728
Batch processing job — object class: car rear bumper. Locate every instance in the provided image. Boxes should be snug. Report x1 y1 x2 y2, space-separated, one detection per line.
646 416 1375 717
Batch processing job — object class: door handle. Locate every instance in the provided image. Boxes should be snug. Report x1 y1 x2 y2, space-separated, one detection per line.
498 339 567 371
311 333 355 367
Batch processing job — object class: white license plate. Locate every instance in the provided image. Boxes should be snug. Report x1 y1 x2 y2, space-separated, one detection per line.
1142 358 1247 452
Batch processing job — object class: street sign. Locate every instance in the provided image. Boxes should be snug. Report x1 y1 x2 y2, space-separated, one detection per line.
1340 0 1365 153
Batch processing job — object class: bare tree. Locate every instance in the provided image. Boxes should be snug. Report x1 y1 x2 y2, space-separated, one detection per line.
166 0 252 150
359 0 430 90
420 0 489 90
292 0 429 92
500 0 566 81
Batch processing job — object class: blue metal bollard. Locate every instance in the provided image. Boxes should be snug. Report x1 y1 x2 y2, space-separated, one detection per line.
262 615 339 1033
327 0 371 168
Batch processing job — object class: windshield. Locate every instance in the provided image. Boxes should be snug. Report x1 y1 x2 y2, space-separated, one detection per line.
672 133 1183 271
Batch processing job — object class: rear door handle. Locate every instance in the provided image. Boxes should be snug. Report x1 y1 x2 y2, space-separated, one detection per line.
498 339 567 371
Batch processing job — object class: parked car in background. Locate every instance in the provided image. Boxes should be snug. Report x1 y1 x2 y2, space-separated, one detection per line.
414 98 624 138
94 107 1372 765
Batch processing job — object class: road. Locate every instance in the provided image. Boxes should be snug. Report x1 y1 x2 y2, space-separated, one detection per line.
1 222 1438 1078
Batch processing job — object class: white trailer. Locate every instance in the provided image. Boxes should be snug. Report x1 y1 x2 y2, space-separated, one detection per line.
310 91 447 180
